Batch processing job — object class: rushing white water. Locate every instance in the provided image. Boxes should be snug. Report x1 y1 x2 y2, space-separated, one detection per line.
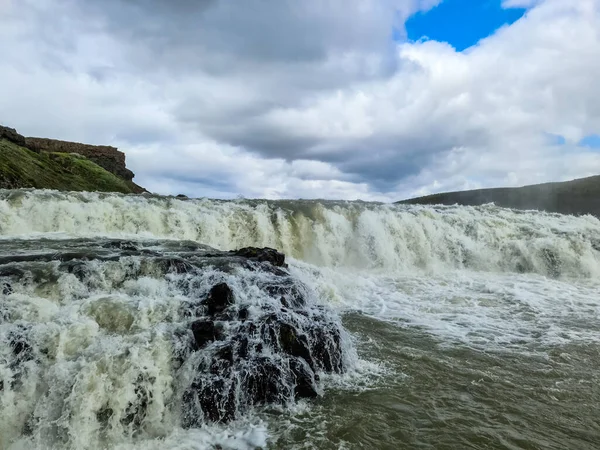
1 190 600 450
1 190 600 277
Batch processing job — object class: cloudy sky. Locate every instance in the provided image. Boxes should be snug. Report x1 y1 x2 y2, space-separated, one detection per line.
1 0 599 201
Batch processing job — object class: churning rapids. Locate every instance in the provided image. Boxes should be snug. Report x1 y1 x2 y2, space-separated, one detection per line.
1 189 600 450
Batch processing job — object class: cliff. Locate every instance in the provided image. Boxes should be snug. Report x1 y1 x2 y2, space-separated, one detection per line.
25 137 135 182
0 125 146 193
397 175 600 217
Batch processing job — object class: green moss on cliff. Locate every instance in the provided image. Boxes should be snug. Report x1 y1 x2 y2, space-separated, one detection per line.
0 139 136 193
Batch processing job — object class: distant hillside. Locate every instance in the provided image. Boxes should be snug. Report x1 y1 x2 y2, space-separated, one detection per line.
0 125 146 194
398 176 600 217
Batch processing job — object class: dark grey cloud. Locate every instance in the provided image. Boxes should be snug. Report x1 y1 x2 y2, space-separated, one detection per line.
84 0 400 63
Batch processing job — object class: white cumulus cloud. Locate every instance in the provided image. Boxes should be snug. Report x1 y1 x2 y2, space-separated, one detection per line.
0 0 599 201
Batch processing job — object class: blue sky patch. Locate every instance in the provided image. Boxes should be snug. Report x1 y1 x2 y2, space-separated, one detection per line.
545 133 566 146
404 0 527 51
579 134 600 148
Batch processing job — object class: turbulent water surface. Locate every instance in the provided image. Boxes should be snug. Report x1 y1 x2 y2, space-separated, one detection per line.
1 190 600 450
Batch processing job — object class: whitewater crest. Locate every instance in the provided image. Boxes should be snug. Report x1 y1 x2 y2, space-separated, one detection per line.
0 238 352 450
1 190 600 278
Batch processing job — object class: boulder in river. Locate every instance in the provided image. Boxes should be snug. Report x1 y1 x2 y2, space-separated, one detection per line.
231 247 288 268
180 268 346 424
174 248 345 424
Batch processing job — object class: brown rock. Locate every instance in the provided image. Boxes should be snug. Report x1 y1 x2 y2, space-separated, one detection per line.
231 247 288 268
25 137 134 181
0 125 27 148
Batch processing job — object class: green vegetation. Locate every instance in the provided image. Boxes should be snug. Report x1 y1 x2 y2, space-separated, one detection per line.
398 176 600 217
0 138 136 193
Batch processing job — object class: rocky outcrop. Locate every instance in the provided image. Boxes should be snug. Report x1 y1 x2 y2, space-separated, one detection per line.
0 125 27 148
0 124 140 187
25 137 134 182
178 246 345 425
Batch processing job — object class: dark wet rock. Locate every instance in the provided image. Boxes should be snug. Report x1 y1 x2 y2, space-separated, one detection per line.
233 336 250 358
21 414 35 436
3 326 35 392
0 267 25 278
209 344 234 375
231 247 288 268
214 343 234 364
172 329 196 370
200 378 237 423
176 194 189 199
238 306 249 321
307 325 343 373
100 240 138 252
58 252 118 263
60 261 91 282
9 326 33 362
289 357 318 399
204 282 235 315
180 300 203 319
244 357 291 405
3 282 13 295
263 281 306 308
118 241 138 252
258 313 280 346
0 253 92 265
247 262 289 278
162 258 196 274
175 274 211 308
278 322 314 370
183 377 237 425
96 407 114 426
121 374 154 429
191 320 224 348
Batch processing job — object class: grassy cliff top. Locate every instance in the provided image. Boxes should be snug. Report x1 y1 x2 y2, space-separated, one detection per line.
0 138 137 194
397 175 600 217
